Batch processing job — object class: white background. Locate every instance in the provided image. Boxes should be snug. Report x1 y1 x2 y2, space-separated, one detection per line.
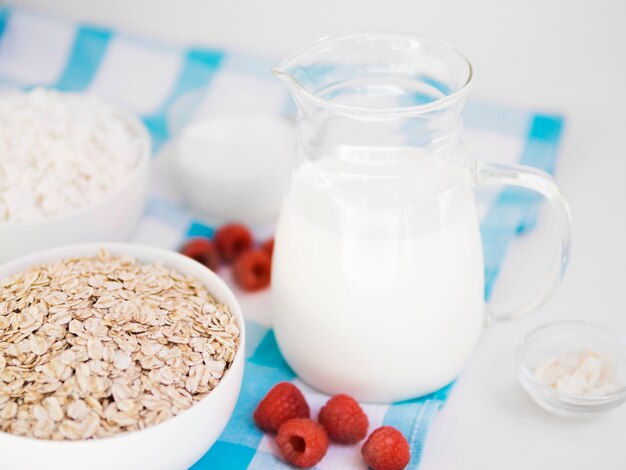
11 0 626 468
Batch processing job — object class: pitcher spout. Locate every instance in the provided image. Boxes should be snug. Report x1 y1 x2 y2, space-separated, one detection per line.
271 64 302 97
271 40 329 109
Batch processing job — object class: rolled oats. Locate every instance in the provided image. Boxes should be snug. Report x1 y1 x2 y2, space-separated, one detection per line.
0 88 142 221
0 250 240 440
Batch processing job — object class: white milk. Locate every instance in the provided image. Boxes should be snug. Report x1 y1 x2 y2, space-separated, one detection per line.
272 153 485 402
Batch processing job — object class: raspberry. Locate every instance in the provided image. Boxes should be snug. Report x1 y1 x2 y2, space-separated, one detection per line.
233 249 271 291
261 237 274 258
214 224 253 263
318 394 368 444
276 419 329 468
361 426 410 470
254 382 310 433
179 238 220 271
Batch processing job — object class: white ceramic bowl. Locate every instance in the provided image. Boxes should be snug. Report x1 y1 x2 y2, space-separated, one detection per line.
0 101 151 264
164 88 295 225
0 243 245 470
170 112 294 225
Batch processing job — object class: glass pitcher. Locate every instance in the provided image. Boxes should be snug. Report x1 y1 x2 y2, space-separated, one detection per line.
271 33 572 403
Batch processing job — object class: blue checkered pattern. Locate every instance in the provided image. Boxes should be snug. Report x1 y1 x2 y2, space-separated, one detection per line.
0 7 564 468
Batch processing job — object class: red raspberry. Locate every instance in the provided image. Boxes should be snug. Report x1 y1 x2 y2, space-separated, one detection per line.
276 419 329 468
233 249 271 292
179 238 220 271
254 382 310 433
261 237 274 258
318 394 369 444
361 426 410 470
214 224 253 263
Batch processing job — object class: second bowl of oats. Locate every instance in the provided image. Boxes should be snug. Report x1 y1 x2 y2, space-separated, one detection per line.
0 243 245 470
0 89 151 264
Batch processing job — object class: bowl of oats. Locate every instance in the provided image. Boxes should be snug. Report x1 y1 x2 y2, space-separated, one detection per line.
0 88 151 264
0 243 244 470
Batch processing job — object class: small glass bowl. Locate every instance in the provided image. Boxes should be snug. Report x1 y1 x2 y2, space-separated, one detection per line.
517 320 626 419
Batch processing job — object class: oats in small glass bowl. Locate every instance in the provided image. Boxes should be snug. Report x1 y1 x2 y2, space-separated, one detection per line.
518 320 626 419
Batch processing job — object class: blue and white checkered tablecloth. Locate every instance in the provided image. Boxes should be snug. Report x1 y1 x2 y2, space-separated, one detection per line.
0 7 565 469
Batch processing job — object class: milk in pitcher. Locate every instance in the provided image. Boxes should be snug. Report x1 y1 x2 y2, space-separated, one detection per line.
272 152 485 402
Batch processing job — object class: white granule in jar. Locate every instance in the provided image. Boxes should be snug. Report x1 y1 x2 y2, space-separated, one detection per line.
0 88 143 221
534 348 624 397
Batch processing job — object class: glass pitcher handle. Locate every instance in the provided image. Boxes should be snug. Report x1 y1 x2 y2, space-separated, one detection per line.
473 161 573 323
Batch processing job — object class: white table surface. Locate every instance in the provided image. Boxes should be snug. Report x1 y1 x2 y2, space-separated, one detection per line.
13 0 626 468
